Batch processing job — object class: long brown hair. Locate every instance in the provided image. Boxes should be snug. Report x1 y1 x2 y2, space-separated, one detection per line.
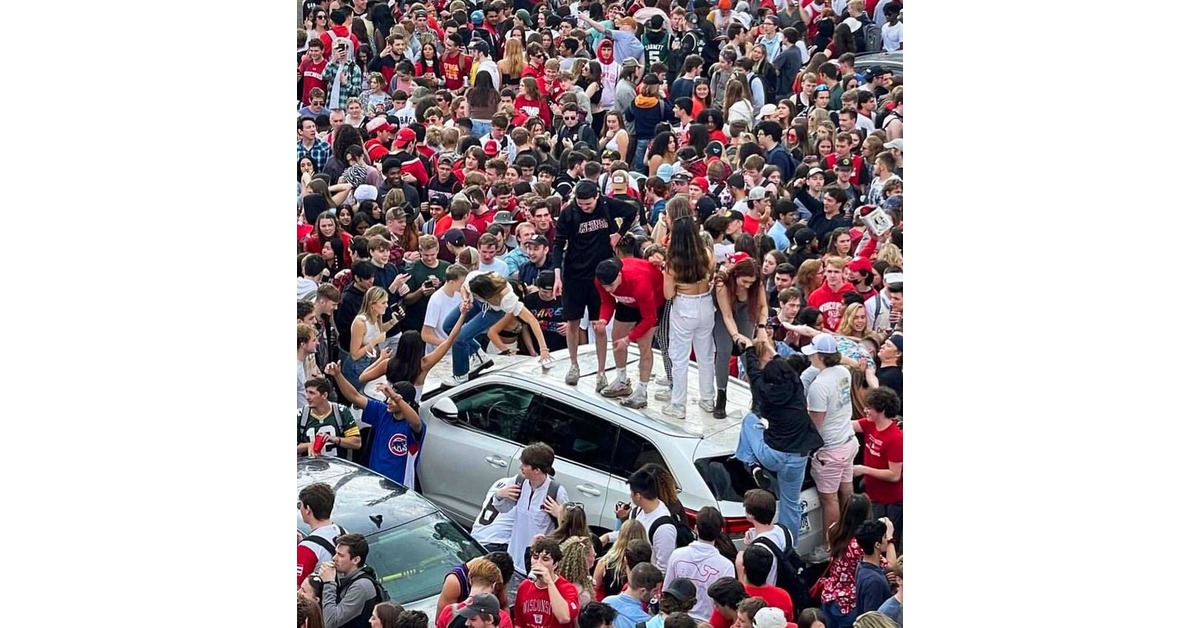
715 258 765 324
374 601 404 628
665 197 710 284
297 592 323 628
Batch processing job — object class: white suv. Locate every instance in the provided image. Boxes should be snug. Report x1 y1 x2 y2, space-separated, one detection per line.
415 345 824 556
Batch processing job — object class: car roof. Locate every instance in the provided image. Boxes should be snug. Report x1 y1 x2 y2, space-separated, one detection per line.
424 344 747 450
296 457 442 536
856 51 903 71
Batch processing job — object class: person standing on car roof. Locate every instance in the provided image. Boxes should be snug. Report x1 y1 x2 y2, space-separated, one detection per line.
297 482 347 587
593 257 665 409
492 442 572 575
551 180 638 390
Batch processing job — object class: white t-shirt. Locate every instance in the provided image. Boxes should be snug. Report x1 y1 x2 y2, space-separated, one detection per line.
881 22 903 53
423 288 461 354
806 365 855 447
634 501 677 571
471 478 517 546
745 525 787 585
297 360 308 409
665 542 735 621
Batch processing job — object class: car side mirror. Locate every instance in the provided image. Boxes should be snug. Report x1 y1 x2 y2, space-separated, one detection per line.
431 397 459 423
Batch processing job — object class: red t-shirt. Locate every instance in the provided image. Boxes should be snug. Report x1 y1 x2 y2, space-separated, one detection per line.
437 600 514 628
513 578 580 628
596 258 665 342
807 281 852 331
743 214 761 237
467 208 498 234
857 418 903 504
744 584 794 620
299 57 328 106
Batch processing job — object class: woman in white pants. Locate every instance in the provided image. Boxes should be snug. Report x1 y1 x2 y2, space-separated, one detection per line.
661 197 716 419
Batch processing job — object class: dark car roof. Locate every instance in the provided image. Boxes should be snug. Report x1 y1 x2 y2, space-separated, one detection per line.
297 457 446 536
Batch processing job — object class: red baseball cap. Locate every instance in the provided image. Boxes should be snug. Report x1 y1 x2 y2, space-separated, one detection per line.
847 256 872 273
395 127 417 146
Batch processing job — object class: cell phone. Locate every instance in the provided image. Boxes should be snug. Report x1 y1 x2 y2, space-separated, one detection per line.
388 302 402 319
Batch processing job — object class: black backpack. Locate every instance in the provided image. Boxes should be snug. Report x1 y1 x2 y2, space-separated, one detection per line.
750 527 811 614
647 510 696 552
300 524 348 557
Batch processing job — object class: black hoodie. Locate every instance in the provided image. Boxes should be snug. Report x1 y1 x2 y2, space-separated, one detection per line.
744 344 825 455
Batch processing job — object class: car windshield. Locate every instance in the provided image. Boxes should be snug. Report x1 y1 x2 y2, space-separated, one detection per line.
370 512 482 604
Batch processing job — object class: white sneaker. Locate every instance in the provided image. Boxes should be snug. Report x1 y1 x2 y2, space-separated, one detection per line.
698 399 716 413
620 388 648 409
595 372 610 394
655 374 670 387
450 374 470 386
662 404 687 419
653 388 672 402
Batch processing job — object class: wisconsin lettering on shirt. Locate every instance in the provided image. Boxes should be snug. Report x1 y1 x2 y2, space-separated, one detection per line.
578 218 609 234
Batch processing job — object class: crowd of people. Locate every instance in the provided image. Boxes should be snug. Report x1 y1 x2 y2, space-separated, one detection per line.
296 1 903 627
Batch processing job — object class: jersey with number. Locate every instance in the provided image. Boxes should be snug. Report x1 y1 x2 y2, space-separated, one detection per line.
471 478 517 545
297 404 361 459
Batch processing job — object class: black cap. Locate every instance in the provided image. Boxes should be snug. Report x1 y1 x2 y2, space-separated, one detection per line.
704 141 724 157
575 180 600 199
791 227 817 247
835 156 854 170
468 39 491 55
725 209 745 222
663 578 697 601
535 270 556 289
595 258 622 286
444 228 466 247
649 14 665 30
528 234 550 247
456 594 501 619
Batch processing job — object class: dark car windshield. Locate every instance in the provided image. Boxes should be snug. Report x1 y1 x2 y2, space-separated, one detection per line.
368 512 482 604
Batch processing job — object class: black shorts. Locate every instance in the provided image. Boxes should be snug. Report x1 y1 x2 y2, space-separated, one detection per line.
614 303 666 327
561 275 601 322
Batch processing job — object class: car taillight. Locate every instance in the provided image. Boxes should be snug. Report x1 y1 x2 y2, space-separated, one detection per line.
682 508 753 535
723 516 753 535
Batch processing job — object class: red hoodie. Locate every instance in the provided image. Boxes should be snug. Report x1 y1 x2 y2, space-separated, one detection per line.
514 94 551 127
596 258 665 342
807 279 852 331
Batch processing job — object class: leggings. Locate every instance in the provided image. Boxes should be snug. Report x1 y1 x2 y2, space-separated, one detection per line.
712 297 754 390
653 299 674 385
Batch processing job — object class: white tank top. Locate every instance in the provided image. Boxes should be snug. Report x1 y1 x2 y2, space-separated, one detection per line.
356 314 380 359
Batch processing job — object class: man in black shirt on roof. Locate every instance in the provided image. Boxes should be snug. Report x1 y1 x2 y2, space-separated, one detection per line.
551 180 637 390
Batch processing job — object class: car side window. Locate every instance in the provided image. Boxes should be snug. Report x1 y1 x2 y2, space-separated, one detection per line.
451 384 539 443
610 427 666 479
533 398 619 473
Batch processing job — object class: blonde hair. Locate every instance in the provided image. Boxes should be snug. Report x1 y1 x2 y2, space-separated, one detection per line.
601 519 646 571
557 536 595 597
852 612 898 628
359 286 388 325
824 255 847 270
875 243 903 269
836 303 868 338
467 557 503 587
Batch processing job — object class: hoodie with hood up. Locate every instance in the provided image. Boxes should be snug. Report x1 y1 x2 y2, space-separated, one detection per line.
744 344 824 455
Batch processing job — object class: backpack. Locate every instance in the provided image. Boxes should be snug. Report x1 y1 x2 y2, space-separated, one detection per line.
300 524 348 557
647 509 696 552
862 21 883 53
340 565 391 607
750 527 812 613
514 473 563 502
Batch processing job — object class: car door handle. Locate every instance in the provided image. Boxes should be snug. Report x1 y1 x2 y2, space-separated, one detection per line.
576 484 602 497
485 456 508 467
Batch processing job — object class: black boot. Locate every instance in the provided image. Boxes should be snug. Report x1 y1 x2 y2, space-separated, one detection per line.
713 389 727 419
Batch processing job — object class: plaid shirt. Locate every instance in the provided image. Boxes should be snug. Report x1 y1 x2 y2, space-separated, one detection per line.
297 137 332 171
321 61 363 111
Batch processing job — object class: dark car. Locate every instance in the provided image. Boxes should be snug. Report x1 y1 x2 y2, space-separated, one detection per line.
297 456 485 613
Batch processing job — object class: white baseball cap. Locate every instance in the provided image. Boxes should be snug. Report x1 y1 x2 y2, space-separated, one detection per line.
801 333 839 355
753 608 787 628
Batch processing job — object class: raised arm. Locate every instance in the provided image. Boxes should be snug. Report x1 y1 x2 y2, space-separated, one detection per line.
325 361 369 409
